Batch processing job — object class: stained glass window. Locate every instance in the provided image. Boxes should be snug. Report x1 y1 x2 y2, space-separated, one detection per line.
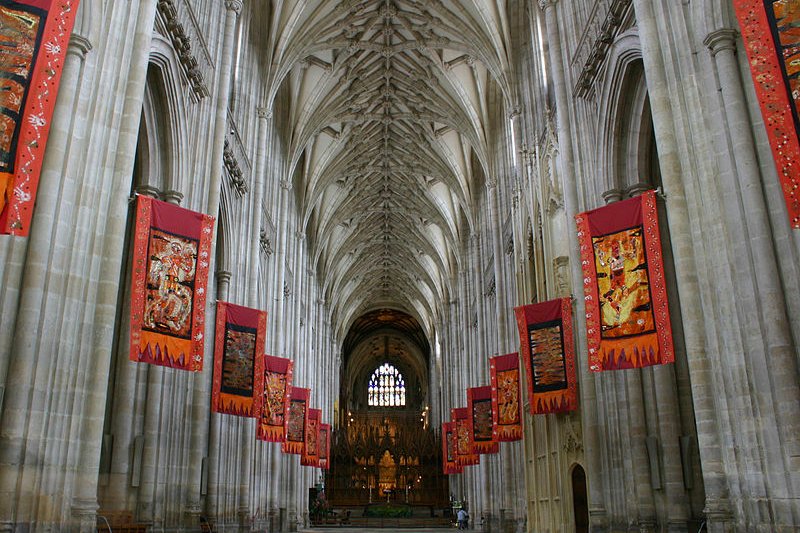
368 363 406 407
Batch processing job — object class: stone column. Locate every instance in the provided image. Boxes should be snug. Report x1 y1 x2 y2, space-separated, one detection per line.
205 270 231 524
704 27 800 519
538 1 606 529
630 2 732 529
206 0 242 219
0 24 89 523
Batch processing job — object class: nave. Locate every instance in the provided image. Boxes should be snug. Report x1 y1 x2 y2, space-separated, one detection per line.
0 1 799 532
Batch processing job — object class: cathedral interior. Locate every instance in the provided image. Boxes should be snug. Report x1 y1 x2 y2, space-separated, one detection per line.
0 0 799 532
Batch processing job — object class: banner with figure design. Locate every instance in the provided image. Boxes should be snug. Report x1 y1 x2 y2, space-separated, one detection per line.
451 407 479 467
319 423 331 470
490 353 522 442
733 0 800 228
514 298 578 414
129 195 214 371
576 190 674 371
441 421 462 475
301 408 321 467
0 0 81 235
467 386 498 454
283 386 309 455
211 301 266 417
256 355 294 442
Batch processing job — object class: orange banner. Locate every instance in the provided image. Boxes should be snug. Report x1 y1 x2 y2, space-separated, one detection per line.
451 407 479 467
734 0 800 228
0 0 81 235
514 298 578 414
301 408 321 467
283 386 309 455
319 423 331 470
467 386 498 454
442 422 462 475
129 195 214 371
212 301 266 417
489 353 523 442
256 355 294 442
576 191 674 371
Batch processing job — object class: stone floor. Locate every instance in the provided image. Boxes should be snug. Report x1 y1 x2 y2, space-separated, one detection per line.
298 528 462 532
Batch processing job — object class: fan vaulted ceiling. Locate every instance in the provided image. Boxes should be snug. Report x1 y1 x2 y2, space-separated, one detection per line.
262 0 515 340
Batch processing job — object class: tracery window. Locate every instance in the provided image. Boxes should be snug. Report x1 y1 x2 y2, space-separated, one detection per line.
368 363 406 407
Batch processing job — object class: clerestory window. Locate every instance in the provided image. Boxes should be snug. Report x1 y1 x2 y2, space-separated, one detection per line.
368 363 406 407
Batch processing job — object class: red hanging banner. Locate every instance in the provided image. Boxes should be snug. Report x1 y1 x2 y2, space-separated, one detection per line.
256 355 294 442
451 407 479 467
576 191 675 371
489 353 523 442
129 195 214 371
514 298 578 414
301 408 321 467
441 422 462 475
0 0 81 235
211 302 266 417
318 423 331 470
733 0 800 228
466 386 499 454
282 386 309 455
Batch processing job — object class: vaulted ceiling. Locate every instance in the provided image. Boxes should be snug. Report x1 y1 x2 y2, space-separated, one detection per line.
261 0 516 341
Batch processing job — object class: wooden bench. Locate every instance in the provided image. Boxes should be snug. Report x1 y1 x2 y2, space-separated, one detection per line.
96 511 147 533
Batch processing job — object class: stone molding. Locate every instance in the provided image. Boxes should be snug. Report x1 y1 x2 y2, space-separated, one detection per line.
68 34 93 59
162 190 184 205
223 140 248 196
703 28 738 57
572 0 633 98
225 0 244 14
157 0 211 99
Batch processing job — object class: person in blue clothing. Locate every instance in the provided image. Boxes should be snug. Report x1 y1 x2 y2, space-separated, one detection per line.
457 508 468 530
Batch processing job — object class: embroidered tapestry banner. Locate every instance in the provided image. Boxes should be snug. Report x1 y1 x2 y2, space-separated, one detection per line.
489 353 523 442
211 301 266 417
467 386 499 454
576 190 674 371
256 355 294 442
0 0 80 235
129 195 214 371
734 0 800 228
514 298 578 414
302 408 321 467
451 407 479 467
319 423 330 470
283 386 309 455
441 422 462 475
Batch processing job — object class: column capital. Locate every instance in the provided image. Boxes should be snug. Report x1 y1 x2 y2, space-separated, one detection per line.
216 270 232 284
625 182 651 198
703 28 738 57
135 185 160 198
257 106 272 120
68 34 93 59
508 106 521 120
538 0 558 11
280 180 292 191
162 190 184 205
601 188 624 204
225 0 243 14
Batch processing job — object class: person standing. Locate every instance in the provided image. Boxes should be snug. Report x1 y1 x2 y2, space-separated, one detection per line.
457 508 468 530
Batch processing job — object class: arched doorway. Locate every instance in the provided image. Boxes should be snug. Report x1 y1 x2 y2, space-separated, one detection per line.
572 464 589 533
